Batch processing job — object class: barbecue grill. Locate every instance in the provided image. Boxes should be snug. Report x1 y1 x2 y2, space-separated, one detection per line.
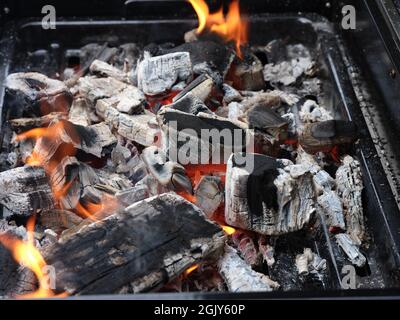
0 0 400 299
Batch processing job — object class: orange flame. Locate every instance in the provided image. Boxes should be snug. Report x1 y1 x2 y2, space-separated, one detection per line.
0 216 67 298
184 264 199 276
188 0 248 58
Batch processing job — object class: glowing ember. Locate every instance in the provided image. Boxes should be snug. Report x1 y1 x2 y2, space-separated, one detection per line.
221 225 236 235
188 0 248 58
0 216 66 298
185 264 199 276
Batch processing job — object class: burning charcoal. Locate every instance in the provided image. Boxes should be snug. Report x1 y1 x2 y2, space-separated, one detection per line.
226 51 265 91
232 231 262 267
137 52 192 96
218 245 279 292
157 108 248 165
317 190 345 230
42 193 225 294
38 210 83 234
8 112 68 132
0 166 54 216
5 72 73 117
335 233 366 267
225 153 315 235
246 105 288 143
299 120 357 154
115 184 149 206
169 40 236 85
89 59 129 83
97 104 159 147
163 92 212 115
222 84 243 104
29 120 117 162
142 146 193 194
258 236 275 267
194 176 223 218
173 74 214 103
336 156 365 245
68 97 90 126
79 76 145 115
299 100 333 123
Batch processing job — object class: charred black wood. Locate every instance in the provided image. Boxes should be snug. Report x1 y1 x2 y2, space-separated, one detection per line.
225 153 315 235
8 112 68 132
299 120 358 154
137 52 192 96
0 166 54 216
43 193 225 295
142 146 193 194
168 40 236 85
38 210 84 234
5 72 73 117
226 50 265 91
162 92 212 115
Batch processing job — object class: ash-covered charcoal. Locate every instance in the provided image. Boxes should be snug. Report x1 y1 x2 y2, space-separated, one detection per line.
42 193 225 295
109 143 143 176
226 50 265 91
168 40 236 85
194 176 223 218
68 97 90 126
78 76 145 115
336 156 365 245
162 92 212 115
231 231 262 267
142 146 193 194
218 245 279 292
115 184 149 207
89 59 129 83
246 105 288 143
5 72 73 117
0 166 54 216
222 84 243 104
137 52 192 96
299 99 333 123
173 74 214 103
299 120 358 154
38 210 83 234
8 112 68 132
317 190 345 230
258 236 275 267
157 108 248 165
295 248 326 276
97 103 159 147
225 153 315 235
335 233 366 267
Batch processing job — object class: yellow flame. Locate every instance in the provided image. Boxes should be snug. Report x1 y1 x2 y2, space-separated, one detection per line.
221 225 236 235
188 0 248 58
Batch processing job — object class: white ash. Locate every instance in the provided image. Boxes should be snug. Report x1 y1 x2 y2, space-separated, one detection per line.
68 97 90 126
295 248 327 275
227 101 245 122
218 245 279 292
299 99 333 123
335 233 367 267
336 156 365 245
222 84 243 104
137 52 192 96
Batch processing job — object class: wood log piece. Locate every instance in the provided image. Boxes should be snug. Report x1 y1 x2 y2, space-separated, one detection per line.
172 74 214 103
335 156 365 245
0 166 54 216
137 52 192 96
5 72 73 117
38 210 84 234
42 193 225 295
225 153 315 235
89 59 129 83
8 112 68 132
218 245 279 292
